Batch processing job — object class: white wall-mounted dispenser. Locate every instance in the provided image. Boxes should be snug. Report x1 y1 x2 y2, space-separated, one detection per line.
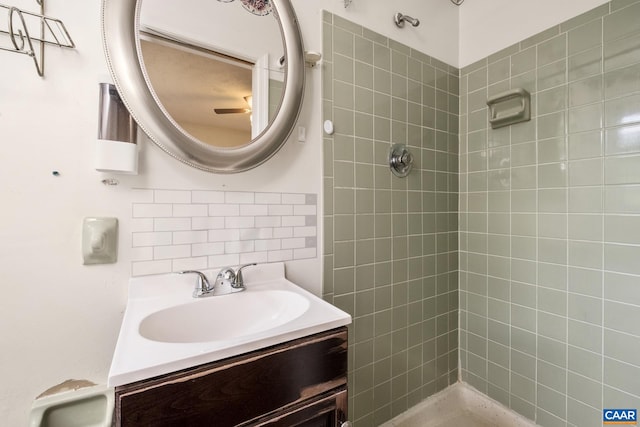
95 83 138 174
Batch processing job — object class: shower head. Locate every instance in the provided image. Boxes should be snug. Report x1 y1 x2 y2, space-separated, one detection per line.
394 13 420 28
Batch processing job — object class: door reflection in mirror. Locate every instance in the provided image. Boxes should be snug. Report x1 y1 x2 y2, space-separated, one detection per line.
140 35 253 148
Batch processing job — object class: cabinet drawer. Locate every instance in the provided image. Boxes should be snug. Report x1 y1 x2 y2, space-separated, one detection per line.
252 388 347 427
115 327 348 426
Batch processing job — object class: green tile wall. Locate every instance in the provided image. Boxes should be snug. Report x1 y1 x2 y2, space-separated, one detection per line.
323 12 459 426
459 1 640 426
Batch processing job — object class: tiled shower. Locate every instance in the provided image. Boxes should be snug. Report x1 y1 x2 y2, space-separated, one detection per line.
459 2 640 426
322 12 460 426
324 1 640 426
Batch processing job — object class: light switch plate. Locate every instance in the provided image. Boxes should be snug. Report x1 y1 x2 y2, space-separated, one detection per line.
83 217 118 265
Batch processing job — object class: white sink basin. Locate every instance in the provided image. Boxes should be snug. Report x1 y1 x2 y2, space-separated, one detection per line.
108 262 351 387
139 290 310 343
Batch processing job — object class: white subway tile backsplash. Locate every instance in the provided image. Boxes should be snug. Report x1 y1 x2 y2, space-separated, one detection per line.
255 193 282 204
282 238 306 249
225 216 255 229
294 205 317 215
131 218 154 232
132 189 154 203
225 192 255 204
173 204 208 217
131 189 317 276
240 252 269 264
132 232 172 247
191 242 224 257
172 257 208 272
273 227 294 238
294 226 317 238
154 245 191 260
209 204 240 217
240 228 273 240
155 190 191 204
192 217 225 230
268 249 293 262
255 239 281 251
209 229 240 242
282 193 306 204
192 190 225 204
209 254 240 268
255 216 281 228
269 205 294 216
133 203 172 218
192 242 225 257
225 240 255 254
240 204 269 216
173 231 208 245
282 216 306 227
155 218 191 232
130 247 153 262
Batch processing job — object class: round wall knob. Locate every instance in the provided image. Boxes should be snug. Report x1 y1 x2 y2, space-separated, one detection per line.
388 144 414 177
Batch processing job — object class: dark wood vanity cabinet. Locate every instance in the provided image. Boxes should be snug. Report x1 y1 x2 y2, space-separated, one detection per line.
114 327 348 427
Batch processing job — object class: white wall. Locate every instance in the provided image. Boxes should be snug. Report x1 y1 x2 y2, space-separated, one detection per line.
0 0 456 425
458 0 610 67
0 0 618 423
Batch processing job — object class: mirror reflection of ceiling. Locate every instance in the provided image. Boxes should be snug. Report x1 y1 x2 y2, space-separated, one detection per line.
141 37 253 148
223 0 273 16
139 0 285 148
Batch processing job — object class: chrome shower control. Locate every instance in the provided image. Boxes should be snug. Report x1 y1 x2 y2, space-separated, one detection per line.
389 144 414 178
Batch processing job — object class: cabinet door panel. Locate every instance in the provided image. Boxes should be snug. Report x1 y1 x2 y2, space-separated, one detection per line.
115 328 347 427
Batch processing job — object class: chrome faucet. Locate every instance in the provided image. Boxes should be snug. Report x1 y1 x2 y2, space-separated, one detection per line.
178 270 215 298
215 263 257 292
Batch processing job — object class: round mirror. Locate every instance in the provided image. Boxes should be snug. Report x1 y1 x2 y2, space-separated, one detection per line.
101 0 305 173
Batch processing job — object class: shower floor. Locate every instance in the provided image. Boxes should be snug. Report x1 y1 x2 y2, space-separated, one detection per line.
380 382 539 427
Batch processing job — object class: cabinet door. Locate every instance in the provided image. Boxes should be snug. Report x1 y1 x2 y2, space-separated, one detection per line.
115 328 348 427
252 389 347 427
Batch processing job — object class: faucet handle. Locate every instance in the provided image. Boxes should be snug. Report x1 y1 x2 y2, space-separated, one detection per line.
178 270 214 298
214 267 236 288
214 263 257 291
234 263 257 289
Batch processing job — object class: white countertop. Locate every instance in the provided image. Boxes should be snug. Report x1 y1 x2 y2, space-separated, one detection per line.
108 262 351 387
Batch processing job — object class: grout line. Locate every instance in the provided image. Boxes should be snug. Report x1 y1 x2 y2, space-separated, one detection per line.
600 13 606 414
563 28 571 424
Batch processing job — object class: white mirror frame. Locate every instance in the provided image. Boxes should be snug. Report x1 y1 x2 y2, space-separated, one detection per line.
101 0 305 173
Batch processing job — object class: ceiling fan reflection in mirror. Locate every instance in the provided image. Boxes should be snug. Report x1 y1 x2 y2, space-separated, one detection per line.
214 95 253 115
216 0 273 16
